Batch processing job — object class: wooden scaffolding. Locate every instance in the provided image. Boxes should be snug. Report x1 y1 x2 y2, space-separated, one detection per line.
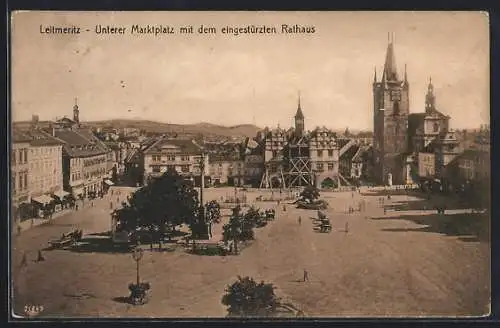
260 158 287 189
286 137 313 187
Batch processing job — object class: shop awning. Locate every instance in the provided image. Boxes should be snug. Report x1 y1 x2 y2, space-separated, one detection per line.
32 195 53 205
104 179 115 186
53 190 70 199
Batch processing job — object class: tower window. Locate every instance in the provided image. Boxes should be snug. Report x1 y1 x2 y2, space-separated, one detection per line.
433 123 439 133
393 101 400 116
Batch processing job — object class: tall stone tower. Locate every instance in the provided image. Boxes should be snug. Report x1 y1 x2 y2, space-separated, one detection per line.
373 35 409 185
73 97 80 125
294 93 305 137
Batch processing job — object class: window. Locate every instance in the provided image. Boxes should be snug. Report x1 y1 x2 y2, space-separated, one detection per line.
181 165 190 173
167 165 175 171
181 156 189 161
328 163 334 171
152 166 161 173
433 123 439 133
272 150 277 158
328 149 333 157
167 155 176 161
12 175 16 192
316 163 324 172
152 155 161 162
12 150 16 165
317 150 323 157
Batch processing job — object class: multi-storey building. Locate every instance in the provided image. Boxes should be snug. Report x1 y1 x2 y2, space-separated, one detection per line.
24 129 66 213
258 97 349 189
11 130 31 220
143 136 208 185
205 141 245 186
373 36 410 185
47 101 112 198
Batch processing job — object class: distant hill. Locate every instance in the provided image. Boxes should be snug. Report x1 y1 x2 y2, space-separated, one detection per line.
81 120 262 138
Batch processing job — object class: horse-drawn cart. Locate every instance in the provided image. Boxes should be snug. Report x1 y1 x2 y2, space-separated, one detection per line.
48 229 83 249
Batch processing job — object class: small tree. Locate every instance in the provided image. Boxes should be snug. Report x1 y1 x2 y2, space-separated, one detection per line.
205 200 221 238
221 276 279 317
299 185 320 203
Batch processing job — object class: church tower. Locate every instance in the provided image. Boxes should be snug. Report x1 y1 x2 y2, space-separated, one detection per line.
425 77 436 113
294 92 305 137
73 97 80 125
373 34 410 185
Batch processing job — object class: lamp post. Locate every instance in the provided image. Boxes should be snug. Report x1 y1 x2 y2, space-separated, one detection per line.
132 247 143 286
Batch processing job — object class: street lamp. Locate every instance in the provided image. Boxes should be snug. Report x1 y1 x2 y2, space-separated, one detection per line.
132 247 143 286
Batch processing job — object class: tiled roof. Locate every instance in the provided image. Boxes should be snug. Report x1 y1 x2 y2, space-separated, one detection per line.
144 137 202 155
12 129 32 143
54 129 108 157
351 146 366 163
24 129 66 146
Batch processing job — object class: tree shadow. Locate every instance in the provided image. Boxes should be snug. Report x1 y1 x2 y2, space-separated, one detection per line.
87 231 111 237
67 236 133 254
112 296 131 304
374 212 489 243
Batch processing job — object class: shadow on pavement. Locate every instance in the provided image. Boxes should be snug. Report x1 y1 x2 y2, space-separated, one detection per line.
373 212 489 242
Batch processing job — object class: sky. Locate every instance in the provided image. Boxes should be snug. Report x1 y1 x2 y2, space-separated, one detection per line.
11 11 489 131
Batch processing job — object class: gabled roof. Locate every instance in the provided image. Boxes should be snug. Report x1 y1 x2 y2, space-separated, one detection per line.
144 136 202 155
352 146 367 163
12 129 32 143
337 138 351 149
24 129 66 146
54 129 108 157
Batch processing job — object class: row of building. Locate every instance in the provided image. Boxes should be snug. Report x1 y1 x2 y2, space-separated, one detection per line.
11 103 122 220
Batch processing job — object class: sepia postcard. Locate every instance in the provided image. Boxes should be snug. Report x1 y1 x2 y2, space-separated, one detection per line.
10 11 490 319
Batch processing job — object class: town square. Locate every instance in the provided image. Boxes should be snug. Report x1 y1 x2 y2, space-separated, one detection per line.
10 12 490 318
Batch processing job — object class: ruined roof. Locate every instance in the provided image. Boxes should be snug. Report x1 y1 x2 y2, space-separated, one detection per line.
340 144 360 161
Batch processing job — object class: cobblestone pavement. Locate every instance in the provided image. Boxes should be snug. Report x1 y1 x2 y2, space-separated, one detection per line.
11 187 490 318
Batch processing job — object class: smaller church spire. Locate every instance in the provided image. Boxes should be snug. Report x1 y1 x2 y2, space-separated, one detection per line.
404 64 408 82
374 67 377 83
73 97 80 125
425 76 436 113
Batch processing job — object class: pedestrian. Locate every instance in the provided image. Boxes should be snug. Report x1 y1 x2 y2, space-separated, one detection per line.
298 216 302 225
75 204 79 211
303 269 309 282
31 219 34 228
117 197 119 203
345 222 349 233
384 207 387 215
17 224 22 236
283 205 286 212
37 250 45 262
91 201 94 207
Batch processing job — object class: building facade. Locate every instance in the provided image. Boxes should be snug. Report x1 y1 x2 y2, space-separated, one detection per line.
143 137 208 185
11 130 31 220
24 129 65 210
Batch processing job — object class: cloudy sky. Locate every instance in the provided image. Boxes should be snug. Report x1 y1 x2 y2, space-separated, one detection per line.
11 11 489 130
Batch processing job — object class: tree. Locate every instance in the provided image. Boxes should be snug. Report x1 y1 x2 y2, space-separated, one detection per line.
221 276 279 317
299 185 320 204
114 170 200 249
205 200 221 238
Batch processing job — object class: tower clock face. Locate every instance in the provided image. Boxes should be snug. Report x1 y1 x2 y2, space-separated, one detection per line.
390 90 401 101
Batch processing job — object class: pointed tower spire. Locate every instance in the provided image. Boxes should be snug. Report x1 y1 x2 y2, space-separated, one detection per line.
295 91 304 119
425 76 436 113
404 64 408 82
373 67 377 83
294 91 305 137
382 33 399 82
